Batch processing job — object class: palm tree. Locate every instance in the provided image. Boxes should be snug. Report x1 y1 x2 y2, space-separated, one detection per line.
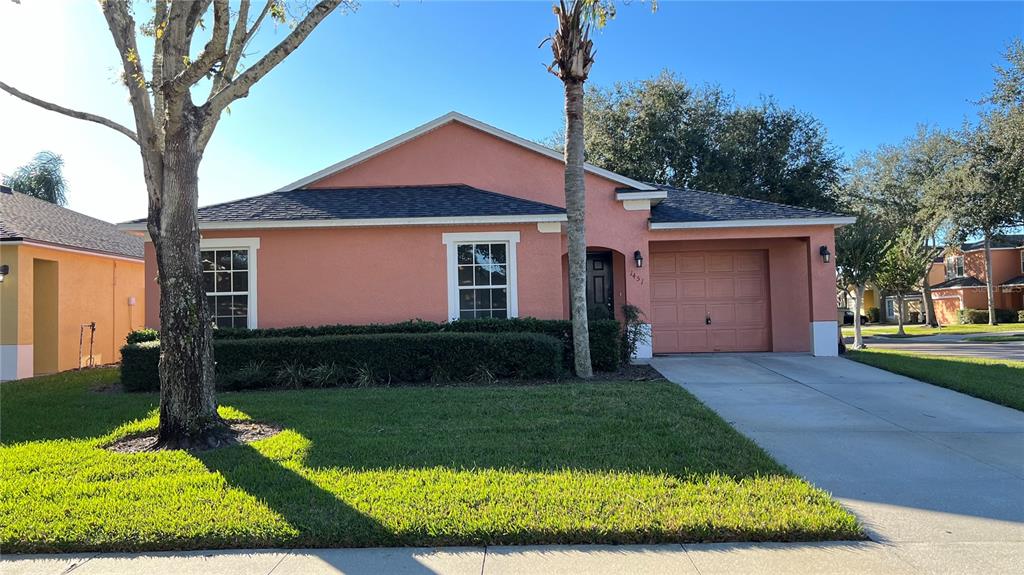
3 150 68 205
545 0 603 378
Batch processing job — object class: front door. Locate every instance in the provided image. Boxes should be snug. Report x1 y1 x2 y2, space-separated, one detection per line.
586 252 614 319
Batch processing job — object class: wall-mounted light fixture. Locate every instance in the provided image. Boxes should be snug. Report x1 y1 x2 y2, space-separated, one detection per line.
0 264 8 283
819 245 831 264
634 250 644 268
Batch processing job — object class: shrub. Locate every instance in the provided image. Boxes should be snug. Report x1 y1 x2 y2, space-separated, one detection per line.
213 317 621 373
120 341 160 391
121 332 564 392
1019 309 1024 323
620 304 649 363
958 308 1019 324
125 328 159 345
867 307 881 323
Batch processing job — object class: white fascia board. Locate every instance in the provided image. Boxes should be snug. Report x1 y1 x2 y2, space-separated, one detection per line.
274 111 658 192
615 190 668 201
650 217 856 230
118 214 567 232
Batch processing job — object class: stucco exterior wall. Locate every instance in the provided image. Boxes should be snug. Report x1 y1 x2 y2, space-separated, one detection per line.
2 243 144 379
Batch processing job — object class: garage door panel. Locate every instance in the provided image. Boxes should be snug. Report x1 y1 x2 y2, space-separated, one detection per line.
679 254 705 273
652 253 677 274
679 279 707 298
735 277 765 298
653 279 677 300
650 249 770 353
707 278 736 299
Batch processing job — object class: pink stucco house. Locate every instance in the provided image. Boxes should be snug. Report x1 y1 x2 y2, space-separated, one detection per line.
121 112 854 358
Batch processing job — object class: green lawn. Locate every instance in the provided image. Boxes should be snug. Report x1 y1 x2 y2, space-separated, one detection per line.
966 334 1024 343
847 349 1024 411
842 323 1024 337
0 369 860 552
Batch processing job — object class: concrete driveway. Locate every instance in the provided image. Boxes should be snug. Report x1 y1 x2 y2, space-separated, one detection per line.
651 353 1024 571
859 332 1024 361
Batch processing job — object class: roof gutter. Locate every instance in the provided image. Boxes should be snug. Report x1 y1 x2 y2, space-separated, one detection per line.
117 213 568 232
649 216 857 230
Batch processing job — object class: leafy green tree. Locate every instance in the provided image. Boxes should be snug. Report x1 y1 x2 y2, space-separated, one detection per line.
938 40 1024 325
875 228 939 336
1 1 350 448
3 151 68 206
579 73 843 210
836 216 893 348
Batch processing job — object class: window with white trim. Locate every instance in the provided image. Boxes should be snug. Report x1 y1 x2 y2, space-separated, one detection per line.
456 242 509 319
945 255 964 280
202 249 250 328
443 232 519 321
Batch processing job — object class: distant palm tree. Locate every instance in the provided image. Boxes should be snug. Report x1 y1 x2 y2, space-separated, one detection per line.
3 150 68 205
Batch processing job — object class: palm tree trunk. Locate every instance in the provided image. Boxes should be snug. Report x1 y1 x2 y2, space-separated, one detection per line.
854 284 865 348
564 78 593 378
151 122 224 449
984 232 997 326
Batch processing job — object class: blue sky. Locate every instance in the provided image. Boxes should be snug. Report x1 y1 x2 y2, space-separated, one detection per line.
0 1 1020 223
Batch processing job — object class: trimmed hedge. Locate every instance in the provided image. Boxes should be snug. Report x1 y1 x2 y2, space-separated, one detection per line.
120 341 161 392
125 328 159 345
120 332 564 392
213 318 622 372
1019 309 1024 323
958 308 1020 324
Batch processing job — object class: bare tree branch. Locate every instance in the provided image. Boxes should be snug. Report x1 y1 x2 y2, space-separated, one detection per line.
0 80 139 144
100 0 156 147
206 0 343 114
165 0 231 98
213 0 253 95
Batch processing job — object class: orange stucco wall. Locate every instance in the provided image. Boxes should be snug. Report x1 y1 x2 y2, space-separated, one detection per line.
929 247 1024 324
143 119 843 355
7 244 144 376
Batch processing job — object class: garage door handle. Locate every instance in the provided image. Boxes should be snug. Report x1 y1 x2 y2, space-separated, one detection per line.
706 315 712 325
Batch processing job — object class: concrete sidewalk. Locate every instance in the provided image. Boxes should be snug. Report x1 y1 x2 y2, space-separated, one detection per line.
0 541 958 574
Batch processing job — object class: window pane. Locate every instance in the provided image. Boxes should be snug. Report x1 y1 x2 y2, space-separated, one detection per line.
492 288 507 309
457 244 473 265
217 316 233 328
458 265 474 286
233 316 248 328
201 251 215 271
232 250 248 270
475 266 490 286
207 296 216 315
490 243 506 264
491 309 507 319
216 251 232 270
459 290 475 311
460 309 475 320
474 244 490 265
232 295 248 317
233 271 248 292
216 272 231 292
216 296 232 316
203 272 214 293
491 265 506 286
474 289 491 309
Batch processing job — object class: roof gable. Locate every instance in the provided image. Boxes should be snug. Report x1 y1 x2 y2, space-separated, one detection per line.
647 185 855 228
276 112 657 193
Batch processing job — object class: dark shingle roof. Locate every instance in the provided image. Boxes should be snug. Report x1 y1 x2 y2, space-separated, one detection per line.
642 185 849 224
128 184 566 224
959 235 1024 251
930 276 987 290
0 187 144 259
1001 275 1024 287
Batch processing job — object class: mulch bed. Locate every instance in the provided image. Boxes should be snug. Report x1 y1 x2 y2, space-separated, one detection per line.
106 420 282 454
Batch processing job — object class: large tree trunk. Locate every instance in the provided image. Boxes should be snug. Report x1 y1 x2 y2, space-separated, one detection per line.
853 284 865 349
896 294 906 336
564 78 593 378
983 232 997 326
922 281 938 328
150 119 225 449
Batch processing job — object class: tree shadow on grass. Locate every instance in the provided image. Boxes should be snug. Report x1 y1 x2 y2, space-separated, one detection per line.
196 442 398 549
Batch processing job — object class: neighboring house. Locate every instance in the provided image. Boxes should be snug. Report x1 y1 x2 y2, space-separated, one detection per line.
120 112 854 357
928 235 1024 324
0 185 145 381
